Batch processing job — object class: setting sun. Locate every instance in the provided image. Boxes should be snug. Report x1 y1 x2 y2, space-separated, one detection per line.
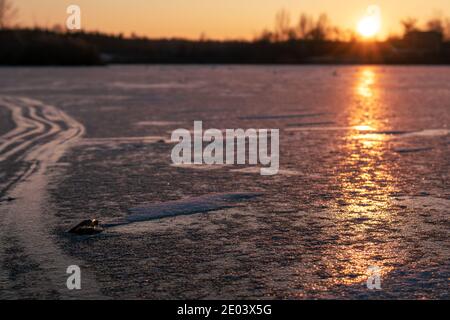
357 5 381 38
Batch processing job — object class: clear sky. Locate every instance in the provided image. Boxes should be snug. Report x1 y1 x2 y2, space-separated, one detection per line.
13 0 450 39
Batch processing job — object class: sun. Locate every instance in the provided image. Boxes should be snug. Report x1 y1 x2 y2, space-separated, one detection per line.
357 5 381 38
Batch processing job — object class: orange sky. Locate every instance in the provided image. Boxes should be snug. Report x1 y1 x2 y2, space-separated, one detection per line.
14 0 450 40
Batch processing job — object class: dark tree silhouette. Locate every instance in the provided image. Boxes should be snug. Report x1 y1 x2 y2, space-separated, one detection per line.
309 13 331 41
1 7 450 65
427 17 445 33
274 9 291 41
401 17 419 34
297 13 313 39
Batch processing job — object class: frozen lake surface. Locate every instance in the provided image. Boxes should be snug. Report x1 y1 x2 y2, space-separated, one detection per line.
0 65 449 299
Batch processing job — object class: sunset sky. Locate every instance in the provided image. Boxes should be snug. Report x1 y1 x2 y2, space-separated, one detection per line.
14 0 450 39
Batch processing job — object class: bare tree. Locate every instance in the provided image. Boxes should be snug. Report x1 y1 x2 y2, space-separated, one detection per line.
0 0 18 29
297 13 313 40
340 29 358 42
309 13 331 41
425 12 450 36
274 9 291 41
329 26 343 41
401 17 418 34
446 18 450 40
256 29 274 42
426 17 445 33
51 24 64 34
270 10 337 42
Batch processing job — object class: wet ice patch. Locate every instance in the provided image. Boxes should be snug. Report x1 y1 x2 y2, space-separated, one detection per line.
393 147 433 154
126 192 261 221
116 207 258 235
384 129 450 154
98 192 263 231
69 193 262 234
370 130 412 135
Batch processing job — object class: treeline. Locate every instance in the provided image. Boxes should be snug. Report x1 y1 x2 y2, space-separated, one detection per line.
1 9 450 65
256 11 354 42
398 15 450 38
0 29 100 65
1 27 450 65
253 10 450 42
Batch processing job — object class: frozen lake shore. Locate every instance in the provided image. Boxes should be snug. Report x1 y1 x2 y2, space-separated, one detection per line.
0 66 449 299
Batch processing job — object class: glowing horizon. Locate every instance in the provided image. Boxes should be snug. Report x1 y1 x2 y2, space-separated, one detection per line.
12 0 450 40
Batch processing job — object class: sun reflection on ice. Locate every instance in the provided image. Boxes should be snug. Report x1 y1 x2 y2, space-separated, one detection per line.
318 67 404 286
357 69 376 98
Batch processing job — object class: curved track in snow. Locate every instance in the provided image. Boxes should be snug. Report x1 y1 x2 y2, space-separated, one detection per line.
0 96 103 299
